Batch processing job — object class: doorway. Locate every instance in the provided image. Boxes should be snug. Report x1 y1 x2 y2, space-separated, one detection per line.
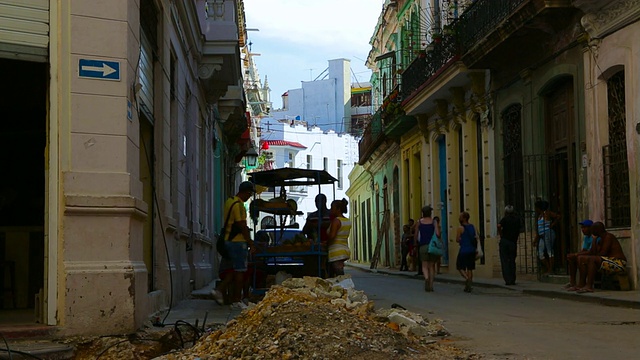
0 58 47 323
437 135 449 265
542 77 577 273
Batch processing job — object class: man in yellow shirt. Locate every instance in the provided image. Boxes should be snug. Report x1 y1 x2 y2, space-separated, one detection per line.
220 181 255 310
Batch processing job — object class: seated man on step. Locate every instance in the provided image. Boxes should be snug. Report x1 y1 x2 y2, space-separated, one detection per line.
565 219 599 291
575 221 627 293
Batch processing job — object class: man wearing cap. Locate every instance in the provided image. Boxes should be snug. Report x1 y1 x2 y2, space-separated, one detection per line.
217 181 255 310
565 219 597 291
575 221 627 293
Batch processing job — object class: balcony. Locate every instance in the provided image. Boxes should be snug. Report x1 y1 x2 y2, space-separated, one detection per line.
400 33 460 103
358 110 384 165
456 0 578 72
192 0 244 104
380 88 416 141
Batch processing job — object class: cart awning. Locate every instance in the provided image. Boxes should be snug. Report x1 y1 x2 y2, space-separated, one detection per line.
248 168 337 187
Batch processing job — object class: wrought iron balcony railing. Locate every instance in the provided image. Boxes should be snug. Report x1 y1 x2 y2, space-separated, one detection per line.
358 109 384 164
401 33 460 100
456 0 528 51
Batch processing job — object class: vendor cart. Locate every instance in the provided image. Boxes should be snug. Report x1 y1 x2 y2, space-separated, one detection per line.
247 168 337 295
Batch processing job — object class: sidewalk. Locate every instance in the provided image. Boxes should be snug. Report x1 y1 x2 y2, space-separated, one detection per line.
346 262 640 309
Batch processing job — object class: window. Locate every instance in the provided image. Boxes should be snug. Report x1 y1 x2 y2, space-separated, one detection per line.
337 160 343 189
323 157 328 171
603 70 630 228
502 104 524 215
306 154 312 169
287 152 294 168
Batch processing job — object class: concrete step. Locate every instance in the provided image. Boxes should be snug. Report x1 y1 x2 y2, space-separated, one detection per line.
0 341 74 360
540 274 569 285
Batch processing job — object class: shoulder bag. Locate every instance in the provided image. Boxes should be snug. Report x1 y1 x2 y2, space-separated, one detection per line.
427 232 443 256
217 200 241 258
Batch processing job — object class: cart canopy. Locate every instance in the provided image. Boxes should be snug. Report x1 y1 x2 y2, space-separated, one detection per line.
248 168 337 187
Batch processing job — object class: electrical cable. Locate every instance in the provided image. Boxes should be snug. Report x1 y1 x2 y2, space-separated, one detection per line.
139 128 174 326
0 332 13 360
0 348 45 360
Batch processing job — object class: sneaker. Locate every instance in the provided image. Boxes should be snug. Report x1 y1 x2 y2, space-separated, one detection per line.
230 302 248 310
211 290 224 305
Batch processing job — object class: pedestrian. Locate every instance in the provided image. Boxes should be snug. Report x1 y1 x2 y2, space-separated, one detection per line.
497 205 520 285
400 224 411 271
414 206 441 292
565 219 598 291
534 200 561 275
575 221 627 293
410 218 424 276
327 198 351 276
456 211 478 292
222 181 256 310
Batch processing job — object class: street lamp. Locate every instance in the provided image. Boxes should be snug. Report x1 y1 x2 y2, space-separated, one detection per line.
244 147 259 167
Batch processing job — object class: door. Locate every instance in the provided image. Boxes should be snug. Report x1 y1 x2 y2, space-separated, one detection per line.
544 78 577 273
438 135 449 266
0 59 46 319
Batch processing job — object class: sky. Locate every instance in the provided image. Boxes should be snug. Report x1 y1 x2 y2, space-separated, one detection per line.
243 0 385 110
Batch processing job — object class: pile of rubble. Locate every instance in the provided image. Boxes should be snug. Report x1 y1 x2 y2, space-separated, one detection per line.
157 276 471 359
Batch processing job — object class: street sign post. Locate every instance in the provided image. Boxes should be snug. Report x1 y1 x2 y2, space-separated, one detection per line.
78 59 121 81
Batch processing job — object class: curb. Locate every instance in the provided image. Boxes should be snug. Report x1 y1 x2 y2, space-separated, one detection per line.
348 264 640 309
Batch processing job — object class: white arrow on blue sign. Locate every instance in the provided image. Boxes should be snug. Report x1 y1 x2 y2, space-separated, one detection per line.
79 59 121 81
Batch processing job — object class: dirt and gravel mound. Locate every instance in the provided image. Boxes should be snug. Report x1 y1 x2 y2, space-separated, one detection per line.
156 276 473 360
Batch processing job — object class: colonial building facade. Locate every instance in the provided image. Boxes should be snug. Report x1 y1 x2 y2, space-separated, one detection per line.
352 0 639 287
0 0 253 335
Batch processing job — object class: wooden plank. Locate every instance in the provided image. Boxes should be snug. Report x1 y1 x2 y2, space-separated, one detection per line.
0 3 49 22
0 28 49 48
0 16 49 34
0 0 49 10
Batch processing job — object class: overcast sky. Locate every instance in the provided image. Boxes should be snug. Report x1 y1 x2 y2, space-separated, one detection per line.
243 0 384 110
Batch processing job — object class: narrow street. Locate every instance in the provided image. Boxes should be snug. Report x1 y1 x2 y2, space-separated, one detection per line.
347 268 640 360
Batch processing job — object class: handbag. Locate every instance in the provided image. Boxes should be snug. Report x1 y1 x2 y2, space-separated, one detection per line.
217 200 241 258
475 237 484 260
427 232 443 256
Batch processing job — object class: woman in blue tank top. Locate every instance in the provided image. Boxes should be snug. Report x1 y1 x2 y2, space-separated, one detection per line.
414 205 441 292
456 211 478 292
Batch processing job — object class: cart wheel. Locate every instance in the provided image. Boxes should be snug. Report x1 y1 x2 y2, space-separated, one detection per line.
261 215 276 229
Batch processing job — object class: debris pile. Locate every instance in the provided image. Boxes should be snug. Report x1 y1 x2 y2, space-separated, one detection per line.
157 276 468 359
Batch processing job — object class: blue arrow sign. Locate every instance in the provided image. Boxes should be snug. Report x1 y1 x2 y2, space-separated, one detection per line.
79 59 120 81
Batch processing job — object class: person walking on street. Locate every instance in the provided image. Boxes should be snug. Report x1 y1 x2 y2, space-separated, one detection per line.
497 205 520 285
400 224 411 271
456 211 478 292
221 181 256 310
327 198 352 276
414 206 441 292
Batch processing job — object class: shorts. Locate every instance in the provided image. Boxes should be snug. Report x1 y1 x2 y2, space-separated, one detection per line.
419 244 441 262
538 229 556 259
456 252 476 271
227 241 248 272
600 257 626 275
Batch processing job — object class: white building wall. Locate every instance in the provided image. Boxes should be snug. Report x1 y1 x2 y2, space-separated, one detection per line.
271 59 350 133
259 120 358 224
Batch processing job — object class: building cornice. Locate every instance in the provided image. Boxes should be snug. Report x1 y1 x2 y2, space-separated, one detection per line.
577 0 640 39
